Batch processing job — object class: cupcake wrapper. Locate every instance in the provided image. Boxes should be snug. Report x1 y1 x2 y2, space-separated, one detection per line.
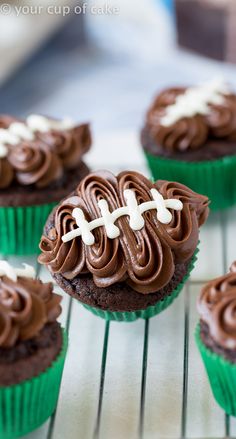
195 324 236 416
82 249 198 322
144 151 236 211
0 330 68 439
0 202 57 255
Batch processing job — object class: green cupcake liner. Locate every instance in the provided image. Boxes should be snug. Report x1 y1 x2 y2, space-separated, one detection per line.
82 248 198 322
0 329 68 439
144 151 236 211
0 202 57 256
195 324 236 416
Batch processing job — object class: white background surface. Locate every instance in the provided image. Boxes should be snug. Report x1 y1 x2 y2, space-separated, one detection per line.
0 0 78 84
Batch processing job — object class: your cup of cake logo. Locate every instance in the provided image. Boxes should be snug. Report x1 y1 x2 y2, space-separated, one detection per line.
0 2 120 17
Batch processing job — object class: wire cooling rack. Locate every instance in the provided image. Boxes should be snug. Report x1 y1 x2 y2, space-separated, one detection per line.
6 132 236 439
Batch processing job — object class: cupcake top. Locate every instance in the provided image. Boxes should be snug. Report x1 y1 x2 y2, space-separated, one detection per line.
198 262 236 350
39 170 209 294
0 114 91 189
0 261 62 348
145 78 236 152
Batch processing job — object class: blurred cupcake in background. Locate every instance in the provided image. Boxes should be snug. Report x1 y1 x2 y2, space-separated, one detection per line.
175 0 236 63
0 260 68 438
196 262 236 416
39 170 209 322
0 114 91 255
141 78 236 210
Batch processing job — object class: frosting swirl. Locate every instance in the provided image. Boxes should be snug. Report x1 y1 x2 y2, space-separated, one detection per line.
207 94 236 140
230 261 236 273
147 88 209 152
39 170 209 294
210 294 236 350
198 263 236 349
0 115 91 189
8 142 63 188
36 123 91 170
145 82 236 152
0 276 61 348
0 158 14 189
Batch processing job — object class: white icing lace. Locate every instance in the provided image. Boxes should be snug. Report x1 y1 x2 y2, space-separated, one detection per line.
0 261 36 282
161 77 229 127
62 189 183 245
0 114 75 158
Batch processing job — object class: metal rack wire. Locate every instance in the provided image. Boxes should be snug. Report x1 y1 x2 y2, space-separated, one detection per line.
39 210 233 439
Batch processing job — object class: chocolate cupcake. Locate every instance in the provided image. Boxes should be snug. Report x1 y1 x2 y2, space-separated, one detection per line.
39 170 209 322
196 262 236 415
141 78 236 210
0 114 91 255
0 260 68 438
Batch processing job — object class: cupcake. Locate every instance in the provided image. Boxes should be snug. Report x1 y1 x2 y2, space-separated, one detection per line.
0 114 91 255
0 260 67 438
38 170 209 322
196 262 236 415
141 78 236 210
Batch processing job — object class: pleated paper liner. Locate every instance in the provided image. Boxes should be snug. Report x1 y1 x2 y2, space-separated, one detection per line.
82 248 198 322
144 151 236 211
195 324 236 416
0 202 57 256
0 330 68 439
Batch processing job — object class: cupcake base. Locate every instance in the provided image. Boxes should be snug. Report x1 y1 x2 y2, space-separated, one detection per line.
53 249 198 322
82 282 182 321
0 161 90 255
0 202 57 255
0 330 68 439
82 251 197 321
195 324 236 416
0 161 90 207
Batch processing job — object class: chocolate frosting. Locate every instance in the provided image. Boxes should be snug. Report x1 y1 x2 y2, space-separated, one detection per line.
0 276 61 348
39 171 209 294
198 263 236 349
207 94 236 140
146 87 236 152
0 115 91 189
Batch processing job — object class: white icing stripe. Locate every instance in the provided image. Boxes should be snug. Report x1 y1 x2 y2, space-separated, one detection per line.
161 77 230 127
0 261 36 282
26 114 74 133
0 114 75 158
124 189 145 230
62 189 183 245
9 122 34 141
